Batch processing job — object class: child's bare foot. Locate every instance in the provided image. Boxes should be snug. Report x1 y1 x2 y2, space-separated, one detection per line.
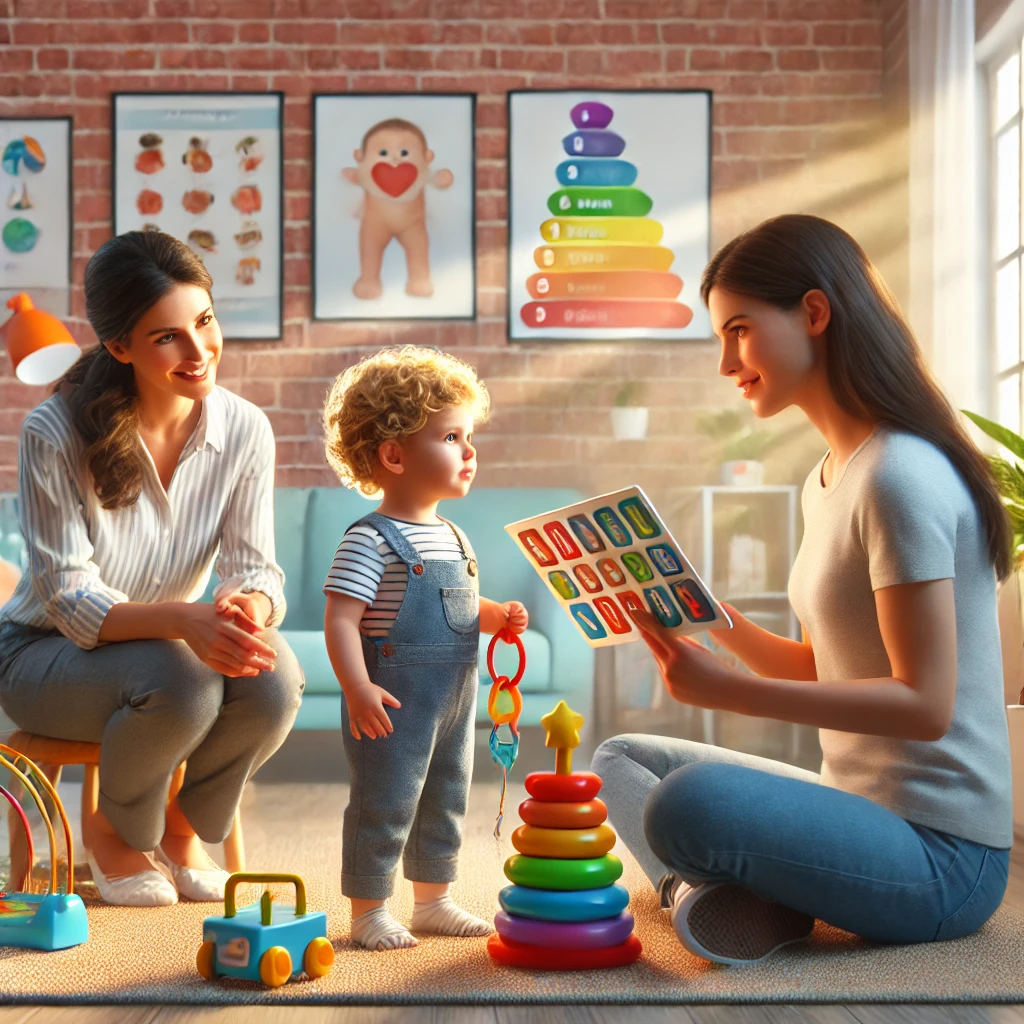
353 276 383 299
406 276 434 297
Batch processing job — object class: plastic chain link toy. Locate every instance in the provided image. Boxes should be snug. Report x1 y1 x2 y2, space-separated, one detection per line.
0 743 89 951
486 627 525 839
486 702 643 970
197 872 333 986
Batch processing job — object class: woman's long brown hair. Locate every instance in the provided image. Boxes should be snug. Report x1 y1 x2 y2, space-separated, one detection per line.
701 213 1011 581
57 231 212 510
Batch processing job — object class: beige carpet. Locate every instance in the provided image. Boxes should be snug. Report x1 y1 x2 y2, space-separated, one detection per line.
2 781 1023 1005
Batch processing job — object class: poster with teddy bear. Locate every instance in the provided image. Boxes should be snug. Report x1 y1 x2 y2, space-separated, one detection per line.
313 93 476 321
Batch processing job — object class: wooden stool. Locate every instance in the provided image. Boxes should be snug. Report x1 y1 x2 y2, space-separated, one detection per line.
5 731 245 892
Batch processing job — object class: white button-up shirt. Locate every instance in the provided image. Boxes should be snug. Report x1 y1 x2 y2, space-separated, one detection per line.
1 385 286 649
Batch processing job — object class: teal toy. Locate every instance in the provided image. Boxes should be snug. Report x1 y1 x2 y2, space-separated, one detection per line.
0 745 88 951
197 873 333 987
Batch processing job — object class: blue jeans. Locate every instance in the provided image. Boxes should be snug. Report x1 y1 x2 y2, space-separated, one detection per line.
591 734 1009 944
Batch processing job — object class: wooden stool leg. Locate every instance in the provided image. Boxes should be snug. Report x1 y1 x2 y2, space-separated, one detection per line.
81 764 99 852
223 809 245 873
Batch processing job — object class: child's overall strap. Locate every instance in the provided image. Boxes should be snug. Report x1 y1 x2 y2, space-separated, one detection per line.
348 514 424 572
437 516 477 565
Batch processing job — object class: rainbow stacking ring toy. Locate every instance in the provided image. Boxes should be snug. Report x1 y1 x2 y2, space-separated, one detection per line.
487 701 642 970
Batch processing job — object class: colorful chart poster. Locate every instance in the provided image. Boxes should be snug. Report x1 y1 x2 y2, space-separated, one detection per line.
506 485 731 649
113 93 283 340
508 90 711 342
313 93 475 321
0 118 71 317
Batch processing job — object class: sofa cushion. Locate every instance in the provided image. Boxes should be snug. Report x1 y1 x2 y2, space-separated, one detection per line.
283 627 552 695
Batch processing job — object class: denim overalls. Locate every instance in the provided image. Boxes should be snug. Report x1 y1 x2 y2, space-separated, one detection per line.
340 512 481 901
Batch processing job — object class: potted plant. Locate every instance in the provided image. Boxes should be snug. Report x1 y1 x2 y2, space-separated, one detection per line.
611 381 648 441
961 410 1024 835
695 409 795 486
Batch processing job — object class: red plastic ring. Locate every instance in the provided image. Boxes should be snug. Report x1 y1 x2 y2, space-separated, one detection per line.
487 628 526 689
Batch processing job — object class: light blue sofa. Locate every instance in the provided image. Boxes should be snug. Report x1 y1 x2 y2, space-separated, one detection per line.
200 487 595 732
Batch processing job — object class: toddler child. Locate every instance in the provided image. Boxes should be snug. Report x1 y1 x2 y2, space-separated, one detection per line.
321 345 528 951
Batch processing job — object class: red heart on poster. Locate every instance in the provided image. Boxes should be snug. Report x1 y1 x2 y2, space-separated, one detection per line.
371 161 417 197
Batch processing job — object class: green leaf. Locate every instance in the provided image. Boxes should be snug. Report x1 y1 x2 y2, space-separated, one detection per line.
962 409 1024 462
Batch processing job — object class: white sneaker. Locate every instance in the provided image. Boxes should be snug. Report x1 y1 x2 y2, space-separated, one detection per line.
670 881 814 965
84 848 178 907
155 846 230 902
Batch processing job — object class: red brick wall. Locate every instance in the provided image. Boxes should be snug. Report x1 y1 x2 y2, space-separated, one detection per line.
0 0 900 514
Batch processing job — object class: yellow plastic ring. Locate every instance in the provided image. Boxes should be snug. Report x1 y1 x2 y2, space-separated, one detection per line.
511 823 616 859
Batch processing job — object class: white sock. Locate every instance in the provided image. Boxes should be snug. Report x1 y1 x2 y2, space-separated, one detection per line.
411 895 493 937
351 906 417 951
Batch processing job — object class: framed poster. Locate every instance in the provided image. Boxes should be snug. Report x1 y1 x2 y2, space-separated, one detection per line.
508 90 712 342
112 92 283 340
313 93 475 321
0 117 72 316
506 485 731 649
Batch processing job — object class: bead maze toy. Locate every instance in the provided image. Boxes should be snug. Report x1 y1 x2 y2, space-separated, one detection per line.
486 627 525 838
0 743 89 951
197 873 333 987
487 701 642 970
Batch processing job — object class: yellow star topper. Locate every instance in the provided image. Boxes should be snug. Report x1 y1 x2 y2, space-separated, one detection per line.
541 700 585 775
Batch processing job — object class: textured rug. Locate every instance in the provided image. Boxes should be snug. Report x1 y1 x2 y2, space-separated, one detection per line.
1 781 1023 1005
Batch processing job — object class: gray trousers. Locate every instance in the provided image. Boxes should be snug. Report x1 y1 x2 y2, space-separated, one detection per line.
0 623 304 851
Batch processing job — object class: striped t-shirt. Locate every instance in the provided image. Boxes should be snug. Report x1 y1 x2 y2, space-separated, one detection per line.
1 386 286 650
323 518 465 637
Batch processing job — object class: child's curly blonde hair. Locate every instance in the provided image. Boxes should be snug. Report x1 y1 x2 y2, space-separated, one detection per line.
323 346 491 496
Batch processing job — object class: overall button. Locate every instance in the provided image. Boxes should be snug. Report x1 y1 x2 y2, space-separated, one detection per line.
467 559 478 576
412 564 424 575
381 643 394 657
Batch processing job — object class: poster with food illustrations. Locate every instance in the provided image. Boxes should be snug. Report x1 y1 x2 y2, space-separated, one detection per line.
0 118 72 316
508 90 711 342
313 93 475 321
506 485 731 649
113 93 282 340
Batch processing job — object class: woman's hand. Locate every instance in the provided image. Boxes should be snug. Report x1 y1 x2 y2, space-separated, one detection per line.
630 608 732 709
502 600 529 634
177 602 278 678
345 680 401 740
215 589 271 636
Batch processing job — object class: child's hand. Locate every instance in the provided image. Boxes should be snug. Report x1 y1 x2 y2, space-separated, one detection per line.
503 601 529 634
346 681 401 741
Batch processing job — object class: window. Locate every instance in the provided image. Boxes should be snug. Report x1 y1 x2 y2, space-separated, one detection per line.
990 47 1024 434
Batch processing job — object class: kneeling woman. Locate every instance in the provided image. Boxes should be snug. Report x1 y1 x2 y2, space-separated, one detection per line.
0 231 304 905
594 214 1011 965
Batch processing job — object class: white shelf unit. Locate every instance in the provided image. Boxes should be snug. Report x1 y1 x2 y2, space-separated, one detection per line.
684 484 802 754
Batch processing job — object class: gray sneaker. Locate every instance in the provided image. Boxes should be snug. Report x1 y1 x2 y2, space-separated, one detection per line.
670 881 815 965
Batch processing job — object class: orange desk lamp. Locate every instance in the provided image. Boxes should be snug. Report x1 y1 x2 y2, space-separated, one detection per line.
1 293 80 385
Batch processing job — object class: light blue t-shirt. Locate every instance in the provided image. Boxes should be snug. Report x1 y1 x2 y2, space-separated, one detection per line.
788 426 1012 848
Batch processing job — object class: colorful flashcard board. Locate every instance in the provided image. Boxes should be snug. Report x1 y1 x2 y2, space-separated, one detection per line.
506 486 731 649
508 90 712 342
0 118 72 316
312 93 476 321
112 93 283 340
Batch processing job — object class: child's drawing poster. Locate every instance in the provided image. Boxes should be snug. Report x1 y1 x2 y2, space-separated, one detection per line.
113 92 283 340
313 93 475 321
506 486 731 649
0 117 71 316
508 90 711 342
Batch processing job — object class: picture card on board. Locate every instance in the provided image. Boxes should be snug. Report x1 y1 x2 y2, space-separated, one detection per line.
506 485 731 649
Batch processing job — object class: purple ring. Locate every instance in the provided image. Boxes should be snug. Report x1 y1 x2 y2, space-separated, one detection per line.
494 910 635 949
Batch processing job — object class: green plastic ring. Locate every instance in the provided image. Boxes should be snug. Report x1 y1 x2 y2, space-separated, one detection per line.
504 854 623 891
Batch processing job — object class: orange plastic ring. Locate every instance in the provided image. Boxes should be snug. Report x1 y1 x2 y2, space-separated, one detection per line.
487 628 526 689
520 798 607 829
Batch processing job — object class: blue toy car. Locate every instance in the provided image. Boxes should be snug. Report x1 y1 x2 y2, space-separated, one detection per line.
197 873 333 987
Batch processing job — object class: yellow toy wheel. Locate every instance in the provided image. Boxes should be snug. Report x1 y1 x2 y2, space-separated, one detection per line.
196 940 216 981
303 936 334 978
259 945 292 987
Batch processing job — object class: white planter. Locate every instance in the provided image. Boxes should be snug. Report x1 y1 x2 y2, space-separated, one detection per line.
721 459 765 487
1008 705 1024 836
611 406 648 441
